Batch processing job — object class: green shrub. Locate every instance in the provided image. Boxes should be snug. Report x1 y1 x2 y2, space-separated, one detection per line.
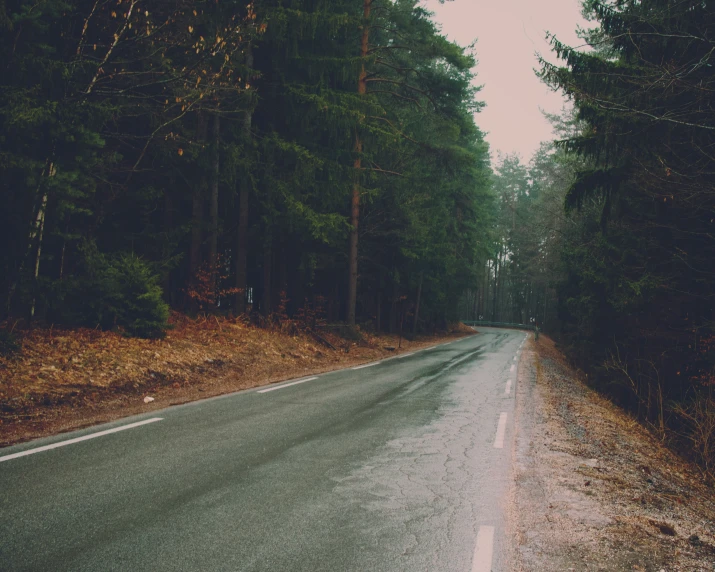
107 254 169 339
49 243 169 338
0 329 20 357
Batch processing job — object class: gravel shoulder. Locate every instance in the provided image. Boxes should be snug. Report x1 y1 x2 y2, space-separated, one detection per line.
508 335 715 572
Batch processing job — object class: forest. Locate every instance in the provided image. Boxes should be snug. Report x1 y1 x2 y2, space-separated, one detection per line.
2 0 714 471
476 0 715 474
1 0 492 338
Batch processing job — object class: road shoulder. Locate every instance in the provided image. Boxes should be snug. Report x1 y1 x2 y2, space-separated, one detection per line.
0 319 474 448
508 336 715 571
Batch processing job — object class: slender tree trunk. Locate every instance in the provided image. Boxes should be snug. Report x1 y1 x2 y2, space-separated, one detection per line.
5 159 53 318
347 0 371 327
471 287 478 321
389 277 398 333
376 290 382 332
235 46 253 314
412 271 423 335
29 168 51 320
163 191 174 303
208 113 220 300
262 229 272 317
492 253 499 321
189 113 208 282
189 188 204 278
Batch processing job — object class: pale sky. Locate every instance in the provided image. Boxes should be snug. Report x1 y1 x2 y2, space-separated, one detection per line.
423 0 588 161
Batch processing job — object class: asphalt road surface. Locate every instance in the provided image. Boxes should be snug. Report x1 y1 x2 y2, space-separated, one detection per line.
0 327 528 572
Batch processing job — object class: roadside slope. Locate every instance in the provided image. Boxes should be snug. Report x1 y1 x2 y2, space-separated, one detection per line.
0 316 473 447
509 336 715 571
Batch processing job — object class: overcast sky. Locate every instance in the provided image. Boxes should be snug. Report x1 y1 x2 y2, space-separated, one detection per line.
423 0 588 162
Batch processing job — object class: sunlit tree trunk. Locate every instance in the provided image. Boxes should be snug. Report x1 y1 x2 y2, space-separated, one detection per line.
29 162 55 319
347 0 371 327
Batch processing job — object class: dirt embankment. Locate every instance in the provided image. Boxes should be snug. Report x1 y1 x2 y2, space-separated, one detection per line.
509 335 715 572
0 315 474 448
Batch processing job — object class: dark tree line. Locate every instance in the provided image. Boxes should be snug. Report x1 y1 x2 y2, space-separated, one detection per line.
464 0 715 473
1 0 494 337
539 0 715 473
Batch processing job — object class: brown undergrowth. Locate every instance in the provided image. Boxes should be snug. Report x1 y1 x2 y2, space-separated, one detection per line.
0 314 472 448
510 335 715 571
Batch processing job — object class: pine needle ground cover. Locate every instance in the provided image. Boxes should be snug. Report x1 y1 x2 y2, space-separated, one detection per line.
511 336 715 571
0 314 472 447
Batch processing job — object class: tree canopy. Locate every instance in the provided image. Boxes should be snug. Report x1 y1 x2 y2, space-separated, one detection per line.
1 0 494 337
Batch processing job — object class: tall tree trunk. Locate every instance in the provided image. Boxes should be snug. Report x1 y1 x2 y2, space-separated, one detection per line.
492 253 499 321
412 271 423 335
5 159 53 319
347 0 371 327
208 113 220 301
262 228 272 317
163 190 174 304
29 164 53 320
235 46 253 314
389 277 399 333
376 290 382 332
189 113 208 282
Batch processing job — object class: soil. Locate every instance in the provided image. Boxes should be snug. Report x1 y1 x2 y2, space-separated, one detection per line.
0 314 474 448
508 335 715 572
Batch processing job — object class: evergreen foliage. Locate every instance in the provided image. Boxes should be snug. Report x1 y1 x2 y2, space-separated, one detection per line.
533 0 715 471
1 0 494 337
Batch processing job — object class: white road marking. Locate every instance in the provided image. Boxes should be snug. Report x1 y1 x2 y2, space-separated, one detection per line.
396 352 415 359
449 353 475 367
471 525 495 572
513 356 517 361
257 377 318 393
0 418 163 463
493 413 507 449
510 364 515 373
352 362 379 370
505 379 512 395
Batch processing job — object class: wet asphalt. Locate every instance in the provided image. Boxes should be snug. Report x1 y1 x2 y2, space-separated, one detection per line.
0 327 527 572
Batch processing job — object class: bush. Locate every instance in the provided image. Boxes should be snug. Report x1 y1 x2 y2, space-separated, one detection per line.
49 243 169 338
0 329 20 357
107 254 170 338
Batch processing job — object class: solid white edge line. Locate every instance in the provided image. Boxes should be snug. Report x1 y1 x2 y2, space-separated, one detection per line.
0 418 164 463
257 377 317 394
471 525 495 572
505 379 512 395
510 364 515 372
352 362 379 370
396 352 415 359
493 412 507 449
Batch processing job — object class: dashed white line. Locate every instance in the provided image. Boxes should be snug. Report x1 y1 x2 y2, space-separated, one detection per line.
510 364 515 373
493 413 507 449
471 525 495 572
352 362 379 370
257 377 317 393
0 418 164 463
505 379 512 395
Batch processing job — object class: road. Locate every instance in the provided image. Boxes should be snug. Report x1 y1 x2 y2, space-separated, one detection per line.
0 327 527 572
